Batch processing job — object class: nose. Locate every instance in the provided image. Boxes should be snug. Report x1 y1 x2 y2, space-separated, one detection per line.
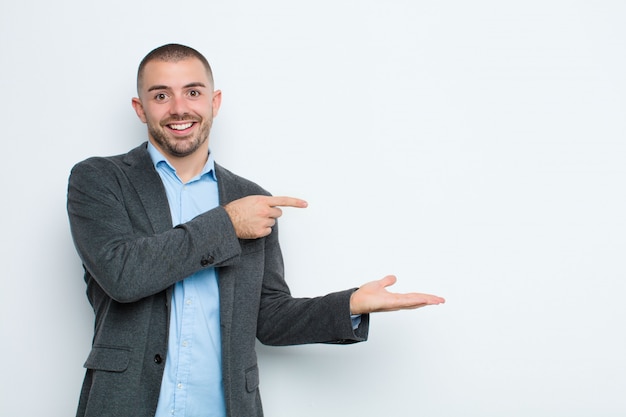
169 95 189 116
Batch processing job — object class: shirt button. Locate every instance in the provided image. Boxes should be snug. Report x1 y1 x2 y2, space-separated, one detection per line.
154 354 163 364
177 383 183 389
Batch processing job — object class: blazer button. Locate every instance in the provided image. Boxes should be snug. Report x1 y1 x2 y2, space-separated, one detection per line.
200 255 215 267
154 354 163 364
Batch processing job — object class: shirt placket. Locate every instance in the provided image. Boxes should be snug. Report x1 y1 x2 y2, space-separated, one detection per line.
171 281 197 415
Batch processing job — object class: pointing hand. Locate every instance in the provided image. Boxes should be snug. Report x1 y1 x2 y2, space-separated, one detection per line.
224 195 308 239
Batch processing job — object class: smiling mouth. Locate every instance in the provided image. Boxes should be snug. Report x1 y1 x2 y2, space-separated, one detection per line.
167 122 195 131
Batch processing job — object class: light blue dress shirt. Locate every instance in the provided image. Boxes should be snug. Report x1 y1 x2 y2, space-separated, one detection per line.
148 143 226 417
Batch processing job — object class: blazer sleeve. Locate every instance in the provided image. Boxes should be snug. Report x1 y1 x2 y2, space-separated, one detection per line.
255 222 370 346
67 156 242 303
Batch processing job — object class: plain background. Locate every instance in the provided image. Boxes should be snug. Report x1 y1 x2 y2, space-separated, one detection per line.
1 1 625 416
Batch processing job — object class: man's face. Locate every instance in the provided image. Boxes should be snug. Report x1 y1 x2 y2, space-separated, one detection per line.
132 58 221 158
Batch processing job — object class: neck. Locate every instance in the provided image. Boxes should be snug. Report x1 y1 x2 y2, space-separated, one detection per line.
171 152 208 183
151 140 209 183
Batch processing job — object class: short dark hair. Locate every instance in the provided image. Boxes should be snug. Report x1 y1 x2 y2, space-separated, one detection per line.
136 44 214 93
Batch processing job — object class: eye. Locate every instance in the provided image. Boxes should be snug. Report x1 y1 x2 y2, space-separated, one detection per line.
154 92 169 101
188 90 200 98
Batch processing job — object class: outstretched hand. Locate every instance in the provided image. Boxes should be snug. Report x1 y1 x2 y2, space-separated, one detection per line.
350 275 445 315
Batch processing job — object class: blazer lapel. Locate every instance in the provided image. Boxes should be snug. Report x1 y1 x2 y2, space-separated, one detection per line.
122 143 174 234
215 163 238 355
122 143 175 305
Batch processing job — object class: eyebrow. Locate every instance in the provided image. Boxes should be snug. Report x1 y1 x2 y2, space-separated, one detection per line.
147 82 208 92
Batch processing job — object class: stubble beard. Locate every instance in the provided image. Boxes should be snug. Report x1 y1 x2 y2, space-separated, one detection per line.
148 117 212 158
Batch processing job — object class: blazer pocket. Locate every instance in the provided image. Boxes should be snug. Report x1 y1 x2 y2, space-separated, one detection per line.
84 345 131 372
245 365 260 393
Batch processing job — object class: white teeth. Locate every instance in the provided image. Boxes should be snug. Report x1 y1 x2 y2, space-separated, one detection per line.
169 122 193 130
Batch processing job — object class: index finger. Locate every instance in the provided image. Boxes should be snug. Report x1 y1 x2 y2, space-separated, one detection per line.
266 196 308 208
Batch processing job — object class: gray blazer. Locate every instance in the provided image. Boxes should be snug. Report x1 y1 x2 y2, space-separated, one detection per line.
67 143 369 417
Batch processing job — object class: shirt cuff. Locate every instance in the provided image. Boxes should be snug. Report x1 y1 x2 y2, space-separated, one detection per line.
350 314 362 330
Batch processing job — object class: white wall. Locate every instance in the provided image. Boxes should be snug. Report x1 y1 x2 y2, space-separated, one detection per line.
1 1 625 416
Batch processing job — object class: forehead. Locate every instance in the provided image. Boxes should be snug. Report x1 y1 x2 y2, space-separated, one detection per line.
140 58 211 91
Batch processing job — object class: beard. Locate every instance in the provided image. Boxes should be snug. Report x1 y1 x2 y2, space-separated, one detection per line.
148 115 212 158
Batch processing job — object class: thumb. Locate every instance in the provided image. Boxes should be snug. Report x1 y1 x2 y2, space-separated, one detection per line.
379 275 397 288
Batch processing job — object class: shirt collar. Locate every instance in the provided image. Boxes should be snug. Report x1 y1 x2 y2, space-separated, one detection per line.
147 141 217 182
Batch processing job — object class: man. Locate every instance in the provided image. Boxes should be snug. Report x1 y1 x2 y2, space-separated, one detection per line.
67 43 444 417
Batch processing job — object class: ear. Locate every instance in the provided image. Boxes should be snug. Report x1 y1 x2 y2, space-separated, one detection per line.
212 90 223 118
131 97 147 123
